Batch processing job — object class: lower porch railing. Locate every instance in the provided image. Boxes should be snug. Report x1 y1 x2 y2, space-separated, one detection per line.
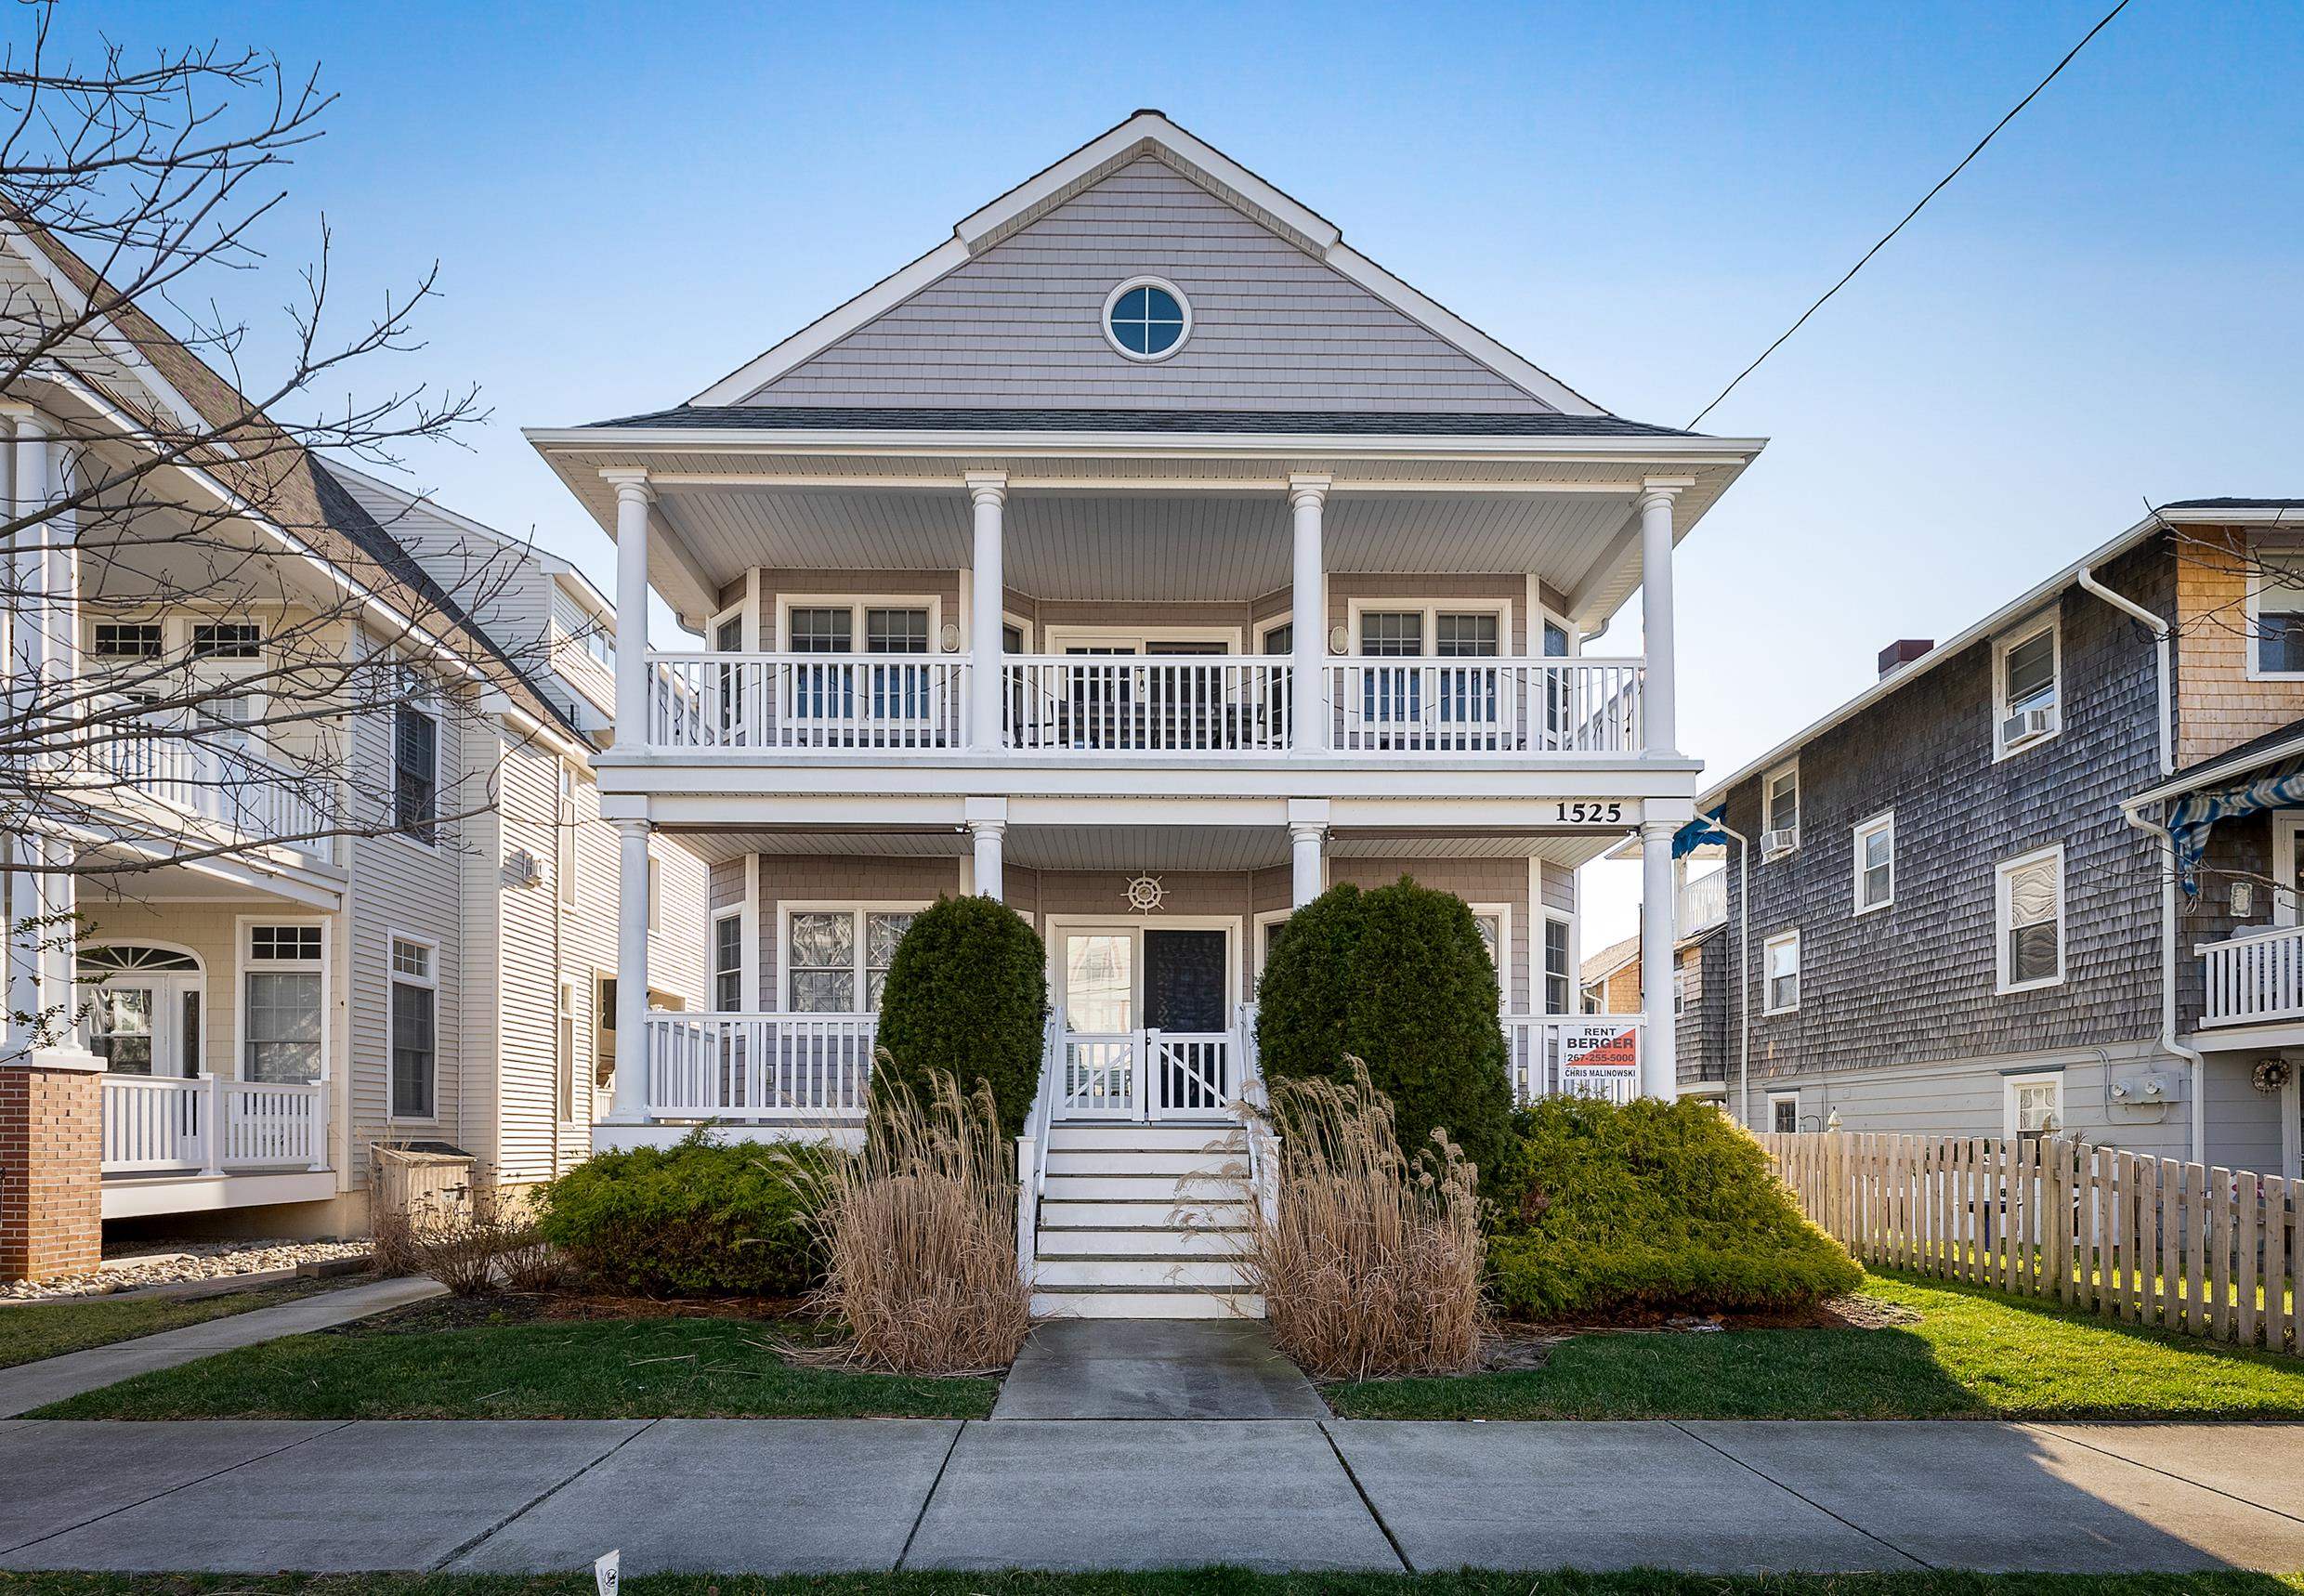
99 1073 329 1175
2198 922 2304 1027
645 1012 877 1119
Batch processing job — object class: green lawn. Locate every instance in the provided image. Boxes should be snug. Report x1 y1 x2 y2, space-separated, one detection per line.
31 1295 996 1419
0 1573 2296 1596
0 1276 338 1370
1331 1267 2304 1420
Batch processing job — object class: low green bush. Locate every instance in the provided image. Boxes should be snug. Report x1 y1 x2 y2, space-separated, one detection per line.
1254 878 1514 1183
535 1130 838 1298
875 895 1048 1140
1485 1095 1861 1319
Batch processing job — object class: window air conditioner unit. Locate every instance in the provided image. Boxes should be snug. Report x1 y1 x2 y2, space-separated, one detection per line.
1761 827 1798 856
501 849 543 890
2001 704 2058 745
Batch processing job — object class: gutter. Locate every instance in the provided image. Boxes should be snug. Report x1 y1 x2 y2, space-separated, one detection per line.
2079 562 2206 1161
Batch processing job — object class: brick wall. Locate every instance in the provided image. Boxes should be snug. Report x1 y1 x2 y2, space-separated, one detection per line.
0 1065 102 1281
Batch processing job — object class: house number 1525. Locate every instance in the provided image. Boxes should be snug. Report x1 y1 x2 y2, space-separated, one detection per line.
1552 802 1626 824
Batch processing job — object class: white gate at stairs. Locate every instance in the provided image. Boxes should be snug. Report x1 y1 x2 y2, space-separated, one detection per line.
1054 1020 1242 1121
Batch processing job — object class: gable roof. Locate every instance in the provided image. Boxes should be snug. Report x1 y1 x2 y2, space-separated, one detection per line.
690 111 1617 420
579 404 1695 438
1695 500 2304 811
0 215 584 743
1581 933 1641 987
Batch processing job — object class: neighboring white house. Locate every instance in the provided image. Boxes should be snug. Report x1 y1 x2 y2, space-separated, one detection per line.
529 111 1762 1315
0 215 704 1272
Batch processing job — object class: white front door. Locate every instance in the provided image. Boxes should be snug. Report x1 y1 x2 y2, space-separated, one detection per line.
1055 923 1235 1120
89 974 202 1078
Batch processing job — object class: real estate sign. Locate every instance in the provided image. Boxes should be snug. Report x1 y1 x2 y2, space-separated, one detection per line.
1558 1021 1641 1092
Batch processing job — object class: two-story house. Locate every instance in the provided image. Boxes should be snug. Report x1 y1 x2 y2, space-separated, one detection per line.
1691 502 2304 1181
0 216 704 1279
528 111 1763 1315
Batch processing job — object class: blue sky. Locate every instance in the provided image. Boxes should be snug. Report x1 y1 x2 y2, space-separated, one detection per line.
59 2 2303 945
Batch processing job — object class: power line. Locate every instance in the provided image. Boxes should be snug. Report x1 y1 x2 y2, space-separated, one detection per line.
1686 0 2132 430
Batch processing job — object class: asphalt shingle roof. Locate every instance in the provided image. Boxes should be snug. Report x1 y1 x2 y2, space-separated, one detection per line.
579 405 1699 438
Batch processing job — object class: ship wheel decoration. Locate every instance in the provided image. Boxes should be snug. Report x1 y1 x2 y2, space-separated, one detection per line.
1124 874 1166 914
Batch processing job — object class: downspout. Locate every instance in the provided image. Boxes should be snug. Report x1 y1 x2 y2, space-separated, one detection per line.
2081 565 2206 1160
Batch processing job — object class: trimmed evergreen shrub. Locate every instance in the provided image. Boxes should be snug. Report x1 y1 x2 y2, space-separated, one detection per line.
1485 1095 1862 1319
1254 877 1513 1184
534 1128 835 1298
874 895 1048 1141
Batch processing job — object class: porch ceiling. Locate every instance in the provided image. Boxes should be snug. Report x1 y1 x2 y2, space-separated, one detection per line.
654 485 1644 606
659 825 1621 872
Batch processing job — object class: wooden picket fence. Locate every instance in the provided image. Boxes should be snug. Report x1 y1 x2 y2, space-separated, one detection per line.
1756 1132 2299 1354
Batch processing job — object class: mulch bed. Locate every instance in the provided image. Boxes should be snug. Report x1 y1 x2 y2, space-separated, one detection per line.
1478 1292 1920 1372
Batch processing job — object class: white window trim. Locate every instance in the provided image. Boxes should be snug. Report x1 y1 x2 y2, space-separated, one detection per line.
385 930 440 1123
234 915 330 1087
707 600 751 654
1461 900 1514 1010
1039 622 1245 655
556 978 581 1125
1344 596 1515 659
1535 906 1576 1016
2245 537 2304 682
1761 760 1800 857
1995 843 2067 995
556 761 580 908
772 593 946 654
1101 274 1193 364
1992 613 2063 761
389 670 444 855
2003 1068 2066 1141
1768 1089 1801 1133
1251 908 1292 983
2272 812 2304 929
1253 615 1295 655
1762 929 1800 1015
1001 612 1036 653
710 907 746 1014
1852 809 1895 916
779 900 933 1014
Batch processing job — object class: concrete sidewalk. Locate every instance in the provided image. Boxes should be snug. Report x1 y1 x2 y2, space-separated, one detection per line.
0 1275 447 1419
1 1417 2299 1575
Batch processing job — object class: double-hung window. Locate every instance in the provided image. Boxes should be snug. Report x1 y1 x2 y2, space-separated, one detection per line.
1763 930 1800 1014
244 923 324 1084
556 980 579 1122
1770 1092 1800 1133
388 936 437 1118
1995 618 2061 757
394 701 439 844
2006 1071 2063 1143
787 908 919 1013
1996 845 2064 992
712 911 745 1011
2253 550 2304 676
1852 812 1894 913
1540 916 1572 1015
1762 764 1800 856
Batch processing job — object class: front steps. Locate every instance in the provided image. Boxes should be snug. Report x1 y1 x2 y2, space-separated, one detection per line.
1028 1120 1262 1320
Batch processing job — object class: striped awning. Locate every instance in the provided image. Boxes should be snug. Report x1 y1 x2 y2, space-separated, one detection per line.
2167 759 2304 896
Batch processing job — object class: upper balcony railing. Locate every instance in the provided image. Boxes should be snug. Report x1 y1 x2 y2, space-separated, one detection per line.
642 652 1646 758
2198 922 2304 1029
1678 870 1728 937
86 707 333 862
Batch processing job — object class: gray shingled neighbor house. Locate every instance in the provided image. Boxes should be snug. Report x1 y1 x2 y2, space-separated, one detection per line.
1687 501 2304 1180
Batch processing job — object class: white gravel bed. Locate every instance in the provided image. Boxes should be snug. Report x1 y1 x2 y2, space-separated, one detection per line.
4 1238 373 1301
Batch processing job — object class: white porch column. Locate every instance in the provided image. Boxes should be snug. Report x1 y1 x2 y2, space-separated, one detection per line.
17 418 77 1041
606 471 652 752
966 473 1006 754
1639 818 1680 1098
4 415 39 1058
608 818 652 1123
1637 480 1686 758
1288 795 1329 907
966 796 1008 902
1288 475 1329 753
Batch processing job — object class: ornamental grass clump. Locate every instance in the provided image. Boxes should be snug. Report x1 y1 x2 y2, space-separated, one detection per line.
779 1062 1031 1375
1240 1061 1484 1380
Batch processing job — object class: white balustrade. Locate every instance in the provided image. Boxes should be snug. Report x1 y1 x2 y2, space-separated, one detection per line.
645 654 968 751
645 1012 877 1119
2200 923 2304 1027
89 713 332 859
1502 1014 1645 1105
1678 870 1728 935
1003 657 1290 754
100 1074 329 1174
1326 658 1644 756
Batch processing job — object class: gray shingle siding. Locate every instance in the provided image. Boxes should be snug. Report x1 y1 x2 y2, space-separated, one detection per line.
1676 931 1728 1087
1716 536 2174 1087
743 159 1554 413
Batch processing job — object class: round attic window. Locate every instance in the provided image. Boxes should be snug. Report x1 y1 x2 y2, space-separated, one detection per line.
1103 278 1190 361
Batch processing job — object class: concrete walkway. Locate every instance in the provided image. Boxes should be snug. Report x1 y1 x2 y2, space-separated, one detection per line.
0 1275 447 1419
1 1417 2299 1574
991 1320 1327 1419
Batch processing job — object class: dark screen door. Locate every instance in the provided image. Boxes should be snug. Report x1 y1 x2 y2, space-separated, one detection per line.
1144 930 1226 1033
